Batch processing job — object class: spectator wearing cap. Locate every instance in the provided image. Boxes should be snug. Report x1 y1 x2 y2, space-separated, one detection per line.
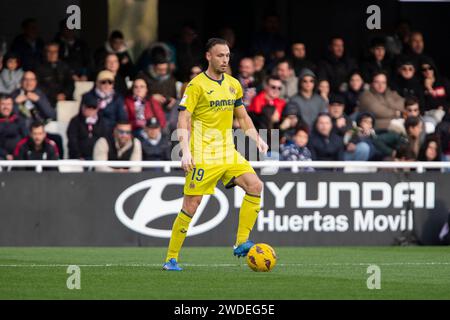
93 120 142 172
80 70 127 131
391 59 425 111
358 71 404 130
248 75 286 130
103 53 128 97
275 59 298 100
342 71 367 116
0 52 24 94
327 93 352 137
138 117 171 162
67 94 108 160
361 38 393 83
35 42 74 106
124 77 166 136
94 30 134 79
289 41 316 77
343 112 376 161
282 68 327 129
0 94 28 160
308 113 344 161
420 57 450 112
137 57 177 115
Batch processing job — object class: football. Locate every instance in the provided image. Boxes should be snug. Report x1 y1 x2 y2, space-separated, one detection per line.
246 243 277 272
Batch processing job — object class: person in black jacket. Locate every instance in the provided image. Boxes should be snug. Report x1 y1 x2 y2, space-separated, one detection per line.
308 112 344 161
420 57 450 112
391 59 425 112
138 117 171 162
67 95 108 160
361 37 393 83
0 94 28 160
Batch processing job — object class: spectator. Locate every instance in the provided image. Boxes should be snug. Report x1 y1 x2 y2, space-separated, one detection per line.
104 53 128 96
81 70 127 131
252 14 287 67
174 24 203 82
10 18 44 70
54 19 92 81
93 121 142 172
327 93 352 137
391 59 425 111
0 94 27 160
402 31 435 70
0 52 24 94
282 69 327 129
237 57 259 108
385 20 411 57
318 36 358 92
11 70 56 128
138 57 177 114
389 96 431 137
253 52 267 88
219 27 243 74
179 64 202 98
420 57 450 112
136 42 175 77
404 116 424 159
372 129 408 161
342 112 375 161
14 121 59 163
361 37 393 83
343 71 366 116
248 75 286 130
436 112 450 160
418 134 442 162
138 117 171 161
308 112 344 161
124 77 166 135
289 41 316 76
275 59 298 100
317 79 330 102
67 95 108 160
280 124 314 170
94 30 134 79
35 42 74 106
358 72 404 130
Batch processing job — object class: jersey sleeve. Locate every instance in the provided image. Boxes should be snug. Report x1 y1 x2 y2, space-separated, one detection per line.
234 81 244 108
178 82 201 113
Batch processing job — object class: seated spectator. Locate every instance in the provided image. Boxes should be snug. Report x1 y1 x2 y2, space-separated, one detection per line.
420 57 450 112
138 57 177 115
283 69 327 129
404 116 424 159
275 59 298 100
361 37 393 83
279 108 300 144
174 24 203 82
401 31 435 70
80 70 127 131
372 129 408 160
327 93 352 137
124 77 166 135
35 42 74 106
280 124 314 171
418 134 442 162
10 18 44 71
358 71 404 130
389 96 431 137
248 75 286 130
289 41 316 76
93 121 142 172
135 42 175 78
318 36 358 92
0 52 24 94
435 111 450 161
342 71 367 116
317 79 330 103
179 64 202 98
67 95 108 160
253 52 267 88
54 19 92 81
11 70 56 128
138 117 171 161
219 27 243 74
391 59 425 111
343 112 377 161
14 121 59 164
237 58 259 108
94 30 134 79
103 53 128 96
308 112 344 161
0 94 28 160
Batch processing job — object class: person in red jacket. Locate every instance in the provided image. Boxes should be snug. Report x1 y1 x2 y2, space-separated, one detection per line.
124 77 166 135
247 75 286 130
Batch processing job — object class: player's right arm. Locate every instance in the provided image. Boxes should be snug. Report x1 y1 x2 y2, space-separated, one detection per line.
177 110 194 172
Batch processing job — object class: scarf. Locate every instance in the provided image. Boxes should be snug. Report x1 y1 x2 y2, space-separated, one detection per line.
95 88 114 109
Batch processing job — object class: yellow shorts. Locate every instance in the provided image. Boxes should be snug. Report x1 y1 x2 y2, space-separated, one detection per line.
183 151 256 195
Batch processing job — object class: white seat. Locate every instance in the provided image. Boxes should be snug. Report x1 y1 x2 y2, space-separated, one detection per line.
57 100 80 123
74 81 94 103
45 121 69 159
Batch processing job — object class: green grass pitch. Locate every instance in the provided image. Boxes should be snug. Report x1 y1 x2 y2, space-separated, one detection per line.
0 247 449 299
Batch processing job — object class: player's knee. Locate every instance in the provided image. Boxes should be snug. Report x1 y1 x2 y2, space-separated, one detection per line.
183 196 202 215
246 178 263 196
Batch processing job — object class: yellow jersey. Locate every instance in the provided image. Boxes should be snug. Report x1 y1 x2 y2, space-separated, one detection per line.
179 72 244 164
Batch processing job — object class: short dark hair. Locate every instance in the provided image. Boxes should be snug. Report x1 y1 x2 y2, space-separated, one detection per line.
115 120 132 127
277 59 293 70
265 75 282 84
0 93 13 101
295 123 309 135
110 30 124 40
371 71 388 82
30 120 45 131
404 116 421 132
405 96 419 108
205 38 229 52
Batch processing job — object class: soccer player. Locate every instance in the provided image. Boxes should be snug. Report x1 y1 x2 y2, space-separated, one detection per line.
163 38 268 271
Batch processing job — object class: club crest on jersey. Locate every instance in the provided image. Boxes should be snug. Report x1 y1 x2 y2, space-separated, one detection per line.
229 86 236 95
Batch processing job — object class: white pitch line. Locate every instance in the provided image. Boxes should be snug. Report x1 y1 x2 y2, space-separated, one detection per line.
0 262 450 268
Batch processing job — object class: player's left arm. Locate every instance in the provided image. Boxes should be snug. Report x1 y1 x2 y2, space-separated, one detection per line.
234 105 268 154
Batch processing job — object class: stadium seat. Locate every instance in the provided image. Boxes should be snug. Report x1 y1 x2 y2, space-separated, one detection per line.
74 81 94 102
45 121 69 159
57 100 80 123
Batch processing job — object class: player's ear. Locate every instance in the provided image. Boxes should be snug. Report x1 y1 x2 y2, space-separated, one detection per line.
205 51 210 61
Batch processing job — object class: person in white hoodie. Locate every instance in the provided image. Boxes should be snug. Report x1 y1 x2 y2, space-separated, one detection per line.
0 52 24 94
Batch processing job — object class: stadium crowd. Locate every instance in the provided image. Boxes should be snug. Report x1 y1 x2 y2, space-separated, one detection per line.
1 16 450 170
